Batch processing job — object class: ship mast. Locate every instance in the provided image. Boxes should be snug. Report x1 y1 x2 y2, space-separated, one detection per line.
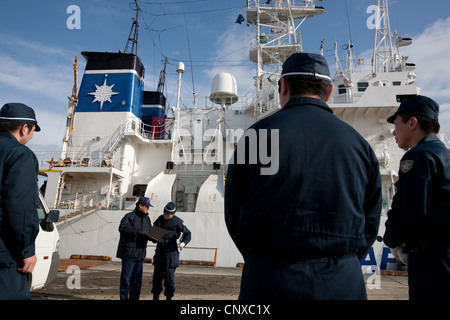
372 0 394 73
61 56 78 159
246 0 324 117
124 0 140 55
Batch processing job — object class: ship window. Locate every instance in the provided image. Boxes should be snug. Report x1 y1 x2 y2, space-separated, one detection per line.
393 81 401 86
396 94 417 103
338 84 346 94
357 82 369 92
132 184 147 197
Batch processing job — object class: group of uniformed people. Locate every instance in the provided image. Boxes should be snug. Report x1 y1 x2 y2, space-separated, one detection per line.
1 51 449 301
225 53 450 300
117 198 191 300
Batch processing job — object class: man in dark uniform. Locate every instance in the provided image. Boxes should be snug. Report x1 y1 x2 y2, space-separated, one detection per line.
0 103 41 300
225 53 382 300
383 95 450 300
151 202 191 300
116 196 153 300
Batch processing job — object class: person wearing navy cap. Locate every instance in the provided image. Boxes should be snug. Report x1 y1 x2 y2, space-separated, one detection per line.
116 196 153 300
383 95 450 299
225 52 382 299
0 103 41 300
151 202 191 300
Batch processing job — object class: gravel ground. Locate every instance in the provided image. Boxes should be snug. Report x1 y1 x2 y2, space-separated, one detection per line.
31 259 409 301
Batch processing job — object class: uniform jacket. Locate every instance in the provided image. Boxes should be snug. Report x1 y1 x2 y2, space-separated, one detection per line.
0 132 40 268
384 135 450 248
152 215 191 269
154 215 191 253
116 208 152 260
225 97 382 260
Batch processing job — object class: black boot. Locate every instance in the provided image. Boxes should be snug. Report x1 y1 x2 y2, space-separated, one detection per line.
166 295 172 300
153 294 159 300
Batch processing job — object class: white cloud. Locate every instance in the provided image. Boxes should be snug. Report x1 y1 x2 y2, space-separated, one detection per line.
202 26 256 97
0 54 73 104
0 36 73 58
28 108 67 153
0 36 77 149
401 17 450 138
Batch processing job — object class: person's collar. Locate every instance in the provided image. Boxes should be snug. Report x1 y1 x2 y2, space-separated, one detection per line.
0 131 20 143
134 207 148 217
283 96 333 114
417 134 439 145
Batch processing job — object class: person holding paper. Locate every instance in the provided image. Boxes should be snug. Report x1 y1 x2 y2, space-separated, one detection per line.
151 202 191 300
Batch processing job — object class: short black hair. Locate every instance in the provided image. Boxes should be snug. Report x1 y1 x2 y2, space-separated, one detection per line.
283 77 331 100
399 114 440 134
0 121 31 133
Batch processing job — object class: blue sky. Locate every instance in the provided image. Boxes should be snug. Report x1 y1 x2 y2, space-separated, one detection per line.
1 0 450 151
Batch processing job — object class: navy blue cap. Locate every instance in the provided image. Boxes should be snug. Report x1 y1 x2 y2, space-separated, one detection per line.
0 103 41 131
387 95 439 124
137 196 153 207
163 202 176 215
281 52 331 82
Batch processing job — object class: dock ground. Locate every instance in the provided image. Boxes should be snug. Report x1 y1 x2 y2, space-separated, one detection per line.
32 259 409 300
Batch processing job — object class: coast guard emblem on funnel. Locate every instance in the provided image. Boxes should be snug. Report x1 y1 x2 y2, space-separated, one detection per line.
88 74 119 109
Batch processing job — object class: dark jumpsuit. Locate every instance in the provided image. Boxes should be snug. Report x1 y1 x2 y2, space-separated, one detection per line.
151 214 191 298
225 97 382 300
384 135 450 299
0 132 40 300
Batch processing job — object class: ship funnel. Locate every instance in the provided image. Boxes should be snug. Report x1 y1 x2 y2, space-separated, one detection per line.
209 72 238 105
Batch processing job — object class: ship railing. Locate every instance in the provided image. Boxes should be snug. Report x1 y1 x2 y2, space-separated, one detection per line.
122 116 175 141
172 95 250 111
54 187 122 222
247 0 318 9
146 244 219 269
34 149 128 171
173 91 280 117
241 82 280 117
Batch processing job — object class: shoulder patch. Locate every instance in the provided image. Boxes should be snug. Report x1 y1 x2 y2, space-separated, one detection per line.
400 160 414 173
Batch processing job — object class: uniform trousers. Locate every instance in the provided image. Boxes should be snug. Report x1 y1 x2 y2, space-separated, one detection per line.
0 267 31 300
408 245 450 300
239 252 367 300
119 259 143 300
152 252 177 298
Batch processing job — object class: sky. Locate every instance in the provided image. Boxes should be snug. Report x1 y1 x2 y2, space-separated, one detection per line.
1 0 450 153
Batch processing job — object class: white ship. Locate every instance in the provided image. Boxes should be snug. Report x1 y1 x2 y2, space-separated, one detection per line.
36 0 448 270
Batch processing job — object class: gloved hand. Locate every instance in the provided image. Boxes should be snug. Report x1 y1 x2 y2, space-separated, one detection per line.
136 229 147 238
397 246 408 265
179 242 185 251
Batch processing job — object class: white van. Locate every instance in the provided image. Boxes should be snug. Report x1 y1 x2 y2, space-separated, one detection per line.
29 192 60 291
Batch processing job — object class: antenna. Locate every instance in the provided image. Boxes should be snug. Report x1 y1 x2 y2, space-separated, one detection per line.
157 57 168 94
124 0 140 55
184 12 196 107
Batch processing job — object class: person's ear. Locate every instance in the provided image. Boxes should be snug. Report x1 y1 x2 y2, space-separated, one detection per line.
409 117 419 131
325 84 333 102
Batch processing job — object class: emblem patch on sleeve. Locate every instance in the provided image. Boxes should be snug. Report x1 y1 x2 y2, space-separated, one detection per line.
400 160 414 173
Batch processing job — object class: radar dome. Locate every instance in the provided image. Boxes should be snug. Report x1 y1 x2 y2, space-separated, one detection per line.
209 72 238 105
